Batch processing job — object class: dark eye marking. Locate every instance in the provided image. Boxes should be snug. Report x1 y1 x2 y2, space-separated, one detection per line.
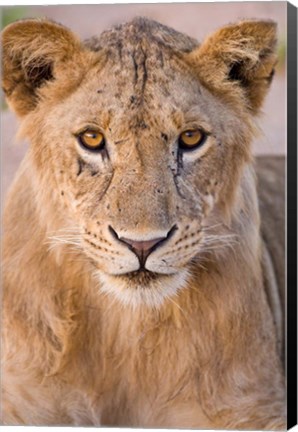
77 158 99 177
161 132 168 142
77 158 85 176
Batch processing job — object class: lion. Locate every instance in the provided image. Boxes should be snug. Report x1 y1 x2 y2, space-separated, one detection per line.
1 17 285 428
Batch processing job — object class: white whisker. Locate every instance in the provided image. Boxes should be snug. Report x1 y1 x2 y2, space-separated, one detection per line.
167 295 187 319
45 228 83 253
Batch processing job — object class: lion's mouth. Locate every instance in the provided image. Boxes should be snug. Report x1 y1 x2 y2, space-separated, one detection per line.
96 267 190 308
117 269 165 286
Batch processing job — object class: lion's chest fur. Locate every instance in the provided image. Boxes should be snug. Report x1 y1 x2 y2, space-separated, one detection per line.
44 252 265 425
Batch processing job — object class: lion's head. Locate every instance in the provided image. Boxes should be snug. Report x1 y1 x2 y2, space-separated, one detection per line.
2 18 277 308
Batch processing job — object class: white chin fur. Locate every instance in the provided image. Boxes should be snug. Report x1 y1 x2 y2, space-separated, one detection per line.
95 270 190 309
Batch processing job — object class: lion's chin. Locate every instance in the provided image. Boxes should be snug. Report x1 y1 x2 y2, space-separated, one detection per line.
95 269 190 309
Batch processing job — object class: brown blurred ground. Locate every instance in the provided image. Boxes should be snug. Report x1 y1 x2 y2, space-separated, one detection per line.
1 2 287 200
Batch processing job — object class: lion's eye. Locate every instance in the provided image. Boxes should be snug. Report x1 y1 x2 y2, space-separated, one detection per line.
78 130 105 151
178 129 206 151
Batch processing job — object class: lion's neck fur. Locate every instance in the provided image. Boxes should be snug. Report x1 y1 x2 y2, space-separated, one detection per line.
3 157 281 425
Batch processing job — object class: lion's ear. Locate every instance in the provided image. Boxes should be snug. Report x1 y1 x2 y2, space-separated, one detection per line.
187 20 277 114
2 19 83 116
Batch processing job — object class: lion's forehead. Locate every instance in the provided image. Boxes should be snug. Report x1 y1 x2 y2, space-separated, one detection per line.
65 45 208 136
94 47 196 106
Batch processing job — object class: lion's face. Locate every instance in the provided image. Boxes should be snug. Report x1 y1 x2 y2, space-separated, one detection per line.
2 18 277 307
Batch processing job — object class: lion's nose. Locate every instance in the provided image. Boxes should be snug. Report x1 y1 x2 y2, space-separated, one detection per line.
109 225 177 268
119 236 166 267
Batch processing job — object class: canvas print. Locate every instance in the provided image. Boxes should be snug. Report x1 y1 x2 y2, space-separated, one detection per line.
1 2 289 429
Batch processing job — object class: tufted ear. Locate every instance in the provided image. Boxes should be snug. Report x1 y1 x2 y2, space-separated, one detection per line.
2 19 84 116
187 20 278 114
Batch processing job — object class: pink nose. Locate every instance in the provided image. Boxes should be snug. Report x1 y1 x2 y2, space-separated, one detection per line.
108 225 177 268
120 237 165 252
119 236 166 266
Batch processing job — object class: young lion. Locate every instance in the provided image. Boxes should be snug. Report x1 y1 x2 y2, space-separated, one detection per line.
1 17 285 428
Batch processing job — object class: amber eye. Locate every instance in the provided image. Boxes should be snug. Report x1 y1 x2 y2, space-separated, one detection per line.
78 130 105 151
178 129 207 151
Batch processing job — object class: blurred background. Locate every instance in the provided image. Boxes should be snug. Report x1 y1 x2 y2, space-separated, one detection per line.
1 2 286 198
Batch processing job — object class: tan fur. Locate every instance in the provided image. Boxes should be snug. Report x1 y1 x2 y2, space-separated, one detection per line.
1 18 285 428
